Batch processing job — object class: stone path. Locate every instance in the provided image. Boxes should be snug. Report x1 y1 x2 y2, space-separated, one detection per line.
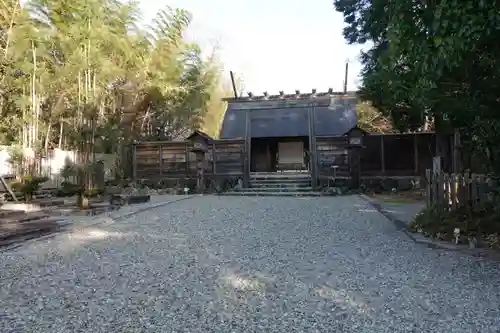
374 199 426 225
1 195 500 332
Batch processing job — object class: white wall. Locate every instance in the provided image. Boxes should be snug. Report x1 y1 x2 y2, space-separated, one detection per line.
0 146 116 189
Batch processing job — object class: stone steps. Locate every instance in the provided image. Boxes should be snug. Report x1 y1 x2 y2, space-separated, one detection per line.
221 191 324 197
234 186 315 192
250 174 310 181
250 178 311 184
226 172 327 196
250 181 311 189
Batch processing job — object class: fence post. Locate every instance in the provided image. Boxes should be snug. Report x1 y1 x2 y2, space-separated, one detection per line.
425 169 431 207
433 172 439 208
443 172 450 210
450 173 458 210
470 174 477 206
437 172 445 210
461 174 469 207
159 144 163 177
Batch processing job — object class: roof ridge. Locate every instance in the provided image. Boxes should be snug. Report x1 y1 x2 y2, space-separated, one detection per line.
223 91 358 102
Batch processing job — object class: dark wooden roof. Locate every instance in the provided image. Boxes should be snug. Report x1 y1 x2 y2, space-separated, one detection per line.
219 92 358 139
186 130 213 142
343 125 368 136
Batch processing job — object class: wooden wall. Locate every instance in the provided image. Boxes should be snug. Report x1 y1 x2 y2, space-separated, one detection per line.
359 132 445 177
211 140 245 176
314 132 451 180
315 136 350 178
134 141 190 179
134 133 452 185
133 139 245 181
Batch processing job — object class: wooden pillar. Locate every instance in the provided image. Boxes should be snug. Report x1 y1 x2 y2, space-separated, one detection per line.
185 143 189 172
212 143 217 176
380 135 385 174
159 144 163 176
195 152 205 193
413 134 418 175
308 102 318 188
349 148 361 188
132 143 137 180
307 105 313 176
244 110 251 187
312 104 317 186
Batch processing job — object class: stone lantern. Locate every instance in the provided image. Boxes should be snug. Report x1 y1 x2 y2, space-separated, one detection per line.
344 126 367 189
187 130 211 193
345 126 367 148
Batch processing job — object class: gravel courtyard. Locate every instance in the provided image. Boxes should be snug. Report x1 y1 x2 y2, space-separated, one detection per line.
1 195 500 332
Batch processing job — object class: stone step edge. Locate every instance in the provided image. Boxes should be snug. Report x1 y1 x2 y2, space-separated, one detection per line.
221 192 326 197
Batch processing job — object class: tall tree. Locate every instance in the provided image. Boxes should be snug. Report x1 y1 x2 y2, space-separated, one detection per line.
334 0 500 172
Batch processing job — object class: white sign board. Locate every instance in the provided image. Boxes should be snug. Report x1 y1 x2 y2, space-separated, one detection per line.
278 141 304 165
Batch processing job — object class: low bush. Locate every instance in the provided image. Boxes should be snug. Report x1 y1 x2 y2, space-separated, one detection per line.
9 175 49 202
54 181 81 197
84 188 104 198
409 200 500 248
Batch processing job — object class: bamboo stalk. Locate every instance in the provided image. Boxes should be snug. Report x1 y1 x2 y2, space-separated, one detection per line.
58 121 64 148
31 41 36 149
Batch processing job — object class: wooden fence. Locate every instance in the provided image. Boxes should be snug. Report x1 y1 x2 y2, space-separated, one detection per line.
425 169 496 210
133 139 245 181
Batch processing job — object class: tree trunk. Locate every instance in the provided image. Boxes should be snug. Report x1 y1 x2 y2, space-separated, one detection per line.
58 121 64 148
44 122 51 153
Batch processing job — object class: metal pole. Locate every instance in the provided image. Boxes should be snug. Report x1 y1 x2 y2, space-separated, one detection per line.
230 71 238 99
343 61 349 94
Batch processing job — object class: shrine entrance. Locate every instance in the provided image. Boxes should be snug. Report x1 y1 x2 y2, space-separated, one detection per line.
250 136 309 172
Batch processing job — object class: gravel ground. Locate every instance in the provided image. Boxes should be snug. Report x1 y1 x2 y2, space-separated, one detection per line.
1 195 500 332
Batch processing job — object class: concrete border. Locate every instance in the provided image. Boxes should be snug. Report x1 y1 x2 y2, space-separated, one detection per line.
0 195 196 252
65 194 197 229
359 194 500 258
112 195 196 221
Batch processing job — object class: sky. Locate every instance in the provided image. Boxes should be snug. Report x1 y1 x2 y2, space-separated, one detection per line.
138 0 367 95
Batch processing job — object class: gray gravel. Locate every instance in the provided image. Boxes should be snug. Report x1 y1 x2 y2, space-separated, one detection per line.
1 195 500 332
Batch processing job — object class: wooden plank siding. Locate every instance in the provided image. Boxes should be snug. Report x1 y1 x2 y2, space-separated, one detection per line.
212 140 245 176
133 132 454 185
314 132 451 180
315 136 350 179
133 139 245 181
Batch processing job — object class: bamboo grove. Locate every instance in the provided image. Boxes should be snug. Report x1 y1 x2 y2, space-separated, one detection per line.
0 0 234 160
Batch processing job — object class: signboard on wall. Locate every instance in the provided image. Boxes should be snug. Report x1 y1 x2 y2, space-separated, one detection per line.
278 141 304 165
